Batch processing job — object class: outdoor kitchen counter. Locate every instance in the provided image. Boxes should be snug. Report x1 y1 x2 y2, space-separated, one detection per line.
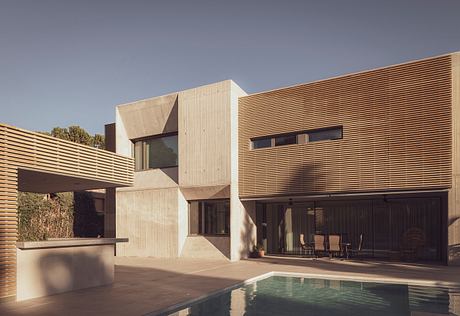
16 238 128 249
16 238 128 301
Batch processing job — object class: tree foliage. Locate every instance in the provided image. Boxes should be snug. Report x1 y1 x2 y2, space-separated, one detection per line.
46 125 105 149
18 192 74 241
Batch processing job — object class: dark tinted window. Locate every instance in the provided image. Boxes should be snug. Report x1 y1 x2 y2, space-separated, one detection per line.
252 138 272 149
133 133 178 170
275 134 297 146
145 135 178 169
308 127 342 142
189 200 230 236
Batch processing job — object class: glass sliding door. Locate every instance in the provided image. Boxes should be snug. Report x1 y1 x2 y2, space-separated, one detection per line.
387 197 441 260
259 195 443 261
373 200 391 258
264 203 314 255
315 200 373 255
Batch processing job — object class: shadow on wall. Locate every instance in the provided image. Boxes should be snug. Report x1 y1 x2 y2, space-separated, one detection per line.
449 243 460 265
448 215 460 264
203 236 231 259
163 96 178 134
13 247 114 303
280 162 322 195
73 191 104 237
239 201 257 259
39 252 112 298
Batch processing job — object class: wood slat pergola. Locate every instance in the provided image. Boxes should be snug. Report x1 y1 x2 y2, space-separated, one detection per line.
0 123 134 300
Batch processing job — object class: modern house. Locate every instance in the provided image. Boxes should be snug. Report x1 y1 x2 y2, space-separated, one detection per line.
107 52 460 265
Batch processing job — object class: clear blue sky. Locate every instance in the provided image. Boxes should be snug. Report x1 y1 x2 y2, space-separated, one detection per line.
1 0 459 135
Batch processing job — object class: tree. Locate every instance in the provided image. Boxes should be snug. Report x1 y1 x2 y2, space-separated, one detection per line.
48 125 105 149
92 134 105 149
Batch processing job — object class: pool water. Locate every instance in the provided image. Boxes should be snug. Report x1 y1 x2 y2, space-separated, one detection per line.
169 276 459 316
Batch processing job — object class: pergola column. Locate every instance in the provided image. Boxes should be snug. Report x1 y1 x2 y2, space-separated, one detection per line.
0 162 18 300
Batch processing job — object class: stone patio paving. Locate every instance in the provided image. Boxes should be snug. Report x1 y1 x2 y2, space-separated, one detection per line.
2 256 460 316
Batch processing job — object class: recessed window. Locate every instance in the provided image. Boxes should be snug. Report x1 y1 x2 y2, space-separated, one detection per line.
189 200 230 236
275 134 297 146
308 127 343 142
132 133 178 171
249 126 343 150
251 137 272 149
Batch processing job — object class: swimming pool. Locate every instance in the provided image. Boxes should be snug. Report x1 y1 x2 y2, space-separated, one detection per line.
165 275 460 316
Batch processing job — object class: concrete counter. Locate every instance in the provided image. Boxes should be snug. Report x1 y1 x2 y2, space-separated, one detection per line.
16 238 128 301
17 238 128 249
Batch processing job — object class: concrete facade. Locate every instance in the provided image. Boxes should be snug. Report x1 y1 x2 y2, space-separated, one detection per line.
111 80 256 261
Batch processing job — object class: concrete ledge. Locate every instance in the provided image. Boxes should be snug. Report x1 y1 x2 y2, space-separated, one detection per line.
16 238 128 249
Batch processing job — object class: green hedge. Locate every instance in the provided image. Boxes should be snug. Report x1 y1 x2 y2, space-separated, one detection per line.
17 192 74 241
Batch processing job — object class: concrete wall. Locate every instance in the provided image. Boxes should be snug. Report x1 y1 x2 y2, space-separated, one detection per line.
116 188 179 257
117 93 178 140
114 80 254 260
178 81 232 187
180 236 230 259
177 191 188 255
16 244 114 301
229 82 257 261
449 52 460 265
115 91 181 257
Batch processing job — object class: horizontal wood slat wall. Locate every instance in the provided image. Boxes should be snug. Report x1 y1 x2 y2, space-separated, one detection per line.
0 124 134 300
239 55 453 198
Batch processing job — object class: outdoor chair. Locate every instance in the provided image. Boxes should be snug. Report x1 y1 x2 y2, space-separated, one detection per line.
400 227 425 261
299 234 313 256
328 235 341 258
350 233 363 259
313 234 326 258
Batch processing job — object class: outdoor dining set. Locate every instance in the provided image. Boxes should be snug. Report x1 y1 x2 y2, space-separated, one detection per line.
299 233 363 259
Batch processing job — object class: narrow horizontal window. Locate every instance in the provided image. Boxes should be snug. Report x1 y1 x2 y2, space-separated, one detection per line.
249 126 342 151
275 134 297 146
308 127 343 142
251 137 272 149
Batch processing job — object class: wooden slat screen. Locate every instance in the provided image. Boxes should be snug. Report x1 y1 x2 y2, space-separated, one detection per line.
239 55 452 198
0 124 134 300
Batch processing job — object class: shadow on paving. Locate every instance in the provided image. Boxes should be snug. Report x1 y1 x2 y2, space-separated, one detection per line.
1 257 460 316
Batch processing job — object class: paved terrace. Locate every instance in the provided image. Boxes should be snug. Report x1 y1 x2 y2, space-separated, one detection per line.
2 256 460 316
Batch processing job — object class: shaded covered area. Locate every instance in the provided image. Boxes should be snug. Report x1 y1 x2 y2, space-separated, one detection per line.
19 169 111 239
0 123 133 301
18 169 128 193
255 191 447 263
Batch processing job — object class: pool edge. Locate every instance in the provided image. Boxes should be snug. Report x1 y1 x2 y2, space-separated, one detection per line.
145 271 460 316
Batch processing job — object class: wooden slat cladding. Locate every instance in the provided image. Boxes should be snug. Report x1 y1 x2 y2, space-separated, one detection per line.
0 128 18 300
239 55 453 198
1 125 134 186
0 124 134 300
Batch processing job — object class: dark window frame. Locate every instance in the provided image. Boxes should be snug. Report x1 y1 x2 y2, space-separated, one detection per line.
307 126 343 142
274 134 297 147
132 132 179 171
251 137 272 149
188 199 230 237
250 126 343 150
